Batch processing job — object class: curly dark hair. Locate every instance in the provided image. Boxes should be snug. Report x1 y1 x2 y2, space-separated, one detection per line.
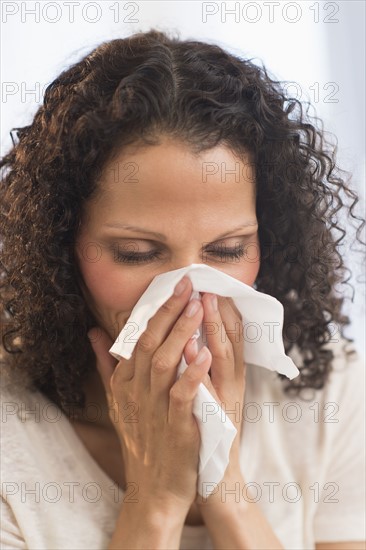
1 29 364 417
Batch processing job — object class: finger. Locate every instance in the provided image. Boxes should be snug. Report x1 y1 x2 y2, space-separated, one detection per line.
149 298 205 412
132 275 195 390
168 346 212 428
227 297 243 322
224 297 246 383
183 336 199 366
87 327 120 396
199 294 238 390
183 337 223 400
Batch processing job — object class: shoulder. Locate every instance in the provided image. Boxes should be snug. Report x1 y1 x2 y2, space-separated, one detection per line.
0 372 42 425
245 335 365 445
247 334 364 404
1 376 38 456
0 373 58 465
284 336 365 454
285 336 365 431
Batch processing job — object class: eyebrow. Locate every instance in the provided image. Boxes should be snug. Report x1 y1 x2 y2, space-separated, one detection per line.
103 221 258 241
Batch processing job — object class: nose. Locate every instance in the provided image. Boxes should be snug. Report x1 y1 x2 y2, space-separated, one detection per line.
161 257 228 280
171 261 203 271
165 255 207 273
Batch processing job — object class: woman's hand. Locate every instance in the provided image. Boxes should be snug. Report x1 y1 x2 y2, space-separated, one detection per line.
87 276 212 516
183 293 247 507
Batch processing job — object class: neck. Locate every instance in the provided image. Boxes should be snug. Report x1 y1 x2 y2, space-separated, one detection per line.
71 368 115 431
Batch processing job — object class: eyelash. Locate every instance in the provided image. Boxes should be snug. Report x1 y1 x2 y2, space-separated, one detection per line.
111 246 246 264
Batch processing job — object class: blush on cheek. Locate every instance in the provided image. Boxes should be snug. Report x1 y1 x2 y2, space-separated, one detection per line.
79 248 151 325
79 258 146 313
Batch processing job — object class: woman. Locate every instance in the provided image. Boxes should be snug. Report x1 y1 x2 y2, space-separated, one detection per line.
1 29 365 550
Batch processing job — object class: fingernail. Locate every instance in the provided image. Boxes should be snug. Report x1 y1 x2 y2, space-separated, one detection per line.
190 337 199 355
196 346 208 365
185 300 200 317
211 294 218 312
174 276 188 296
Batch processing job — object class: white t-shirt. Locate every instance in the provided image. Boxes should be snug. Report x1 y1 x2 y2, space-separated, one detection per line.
1 336 365 550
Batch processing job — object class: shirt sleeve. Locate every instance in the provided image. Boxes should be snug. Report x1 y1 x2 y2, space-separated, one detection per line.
0 496 27 550
313 343 366 543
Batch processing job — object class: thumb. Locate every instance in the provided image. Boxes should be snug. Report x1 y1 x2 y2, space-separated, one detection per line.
87 327 118 394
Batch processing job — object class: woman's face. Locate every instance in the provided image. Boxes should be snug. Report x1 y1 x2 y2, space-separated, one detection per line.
74 137 260 340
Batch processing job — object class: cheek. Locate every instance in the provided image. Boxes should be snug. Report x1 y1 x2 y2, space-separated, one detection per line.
243 261 260 287
228 239 261 287
229 259 260 287
77 251 148 314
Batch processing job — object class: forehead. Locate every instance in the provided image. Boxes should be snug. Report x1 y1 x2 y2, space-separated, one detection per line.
86 139 256 225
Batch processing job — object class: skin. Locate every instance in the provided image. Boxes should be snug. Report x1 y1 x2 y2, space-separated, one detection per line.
74 136 260 430
75 137 260 341
72 137 365 548
73 136 259 524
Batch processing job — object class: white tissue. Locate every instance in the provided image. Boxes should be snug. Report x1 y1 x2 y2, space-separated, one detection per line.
109 263 299 497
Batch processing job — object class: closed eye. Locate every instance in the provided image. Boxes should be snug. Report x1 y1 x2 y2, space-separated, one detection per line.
110 245 247 264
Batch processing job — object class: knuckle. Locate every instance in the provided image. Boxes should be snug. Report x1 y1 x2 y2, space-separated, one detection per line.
172 319 188 336
169 386 186 407
160 300 176 315
223 345 234 361
151 351 171 374
137 330 158 354
214 344 233 362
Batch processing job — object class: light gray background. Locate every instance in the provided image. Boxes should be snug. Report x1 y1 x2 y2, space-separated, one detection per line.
1 0 365 356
